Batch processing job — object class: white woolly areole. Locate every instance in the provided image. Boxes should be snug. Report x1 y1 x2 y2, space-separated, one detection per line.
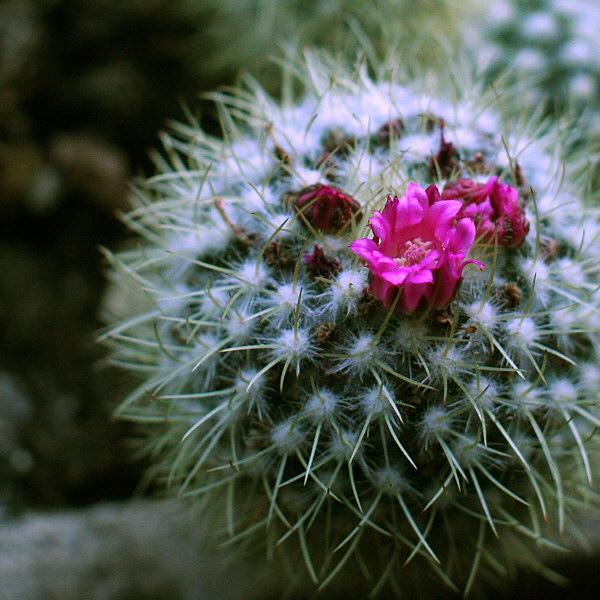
221 138 271 182
391 320 429 354
427 345 466 380
276 283 303 311
373 467 407 496
235 259 269 288
550 378 578 403
198 287 229 317
562 38 595 64
351 335 375 355
465 300 499 331
156 284 191 315
240 185 270 213
171 219 231 257
467 377 500 409
519 257 552 305
521 12 559 40
225 309 255 340
339 332 380 373
578 363 600 393
271 328 312 361
236 368 265 398
569 73 597 99
419 406 453 444
271 420 303 454
512 380 542 407
505 317 538 350
331 269 367 313
269 213 297 238
305 389 339 421
288 164 325 188
399 134 438 162
361 386 388 417
553 257 588 290
487 0 514 24
452 437 484 469
329 429 360 461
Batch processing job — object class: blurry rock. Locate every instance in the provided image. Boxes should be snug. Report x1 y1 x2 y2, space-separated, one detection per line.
0 499 283 600
27 161 63 215
0 88 31 141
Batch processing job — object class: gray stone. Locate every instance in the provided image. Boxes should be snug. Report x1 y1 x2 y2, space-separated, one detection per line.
0 499 282 600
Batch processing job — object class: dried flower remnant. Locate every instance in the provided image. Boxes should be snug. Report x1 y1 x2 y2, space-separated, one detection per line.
263 241 296 269
442 176 530 247
375 118 406 145
303 244 342 280
351 183 483 312
321 129 357 154
291 183 361 233
428 122 458 178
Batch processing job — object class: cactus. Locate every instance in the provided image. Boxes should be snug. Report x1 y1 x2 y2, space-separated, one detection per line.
475 0 600 115
186 0 475 87
101 49 600 597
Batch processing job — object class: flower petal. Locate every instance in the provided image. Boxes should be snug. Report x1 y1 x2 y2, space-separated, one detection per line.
444 217 476 254
349 237 379 261
402 281 430 312
427 199 463 233
350 182 483 313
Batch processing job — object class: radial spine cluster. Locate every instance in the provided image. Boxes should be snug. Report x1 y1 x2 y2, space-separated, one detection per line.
102 51 600 596
478 0 600 115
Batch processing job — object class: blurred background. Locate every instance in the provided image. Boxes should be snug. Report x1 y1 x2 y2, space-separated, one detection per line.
0 0 599 598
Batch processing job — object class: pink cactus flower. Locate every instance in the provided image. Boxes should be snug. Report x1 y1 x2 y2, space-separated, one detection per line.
442 176 529 247
350 184 483 313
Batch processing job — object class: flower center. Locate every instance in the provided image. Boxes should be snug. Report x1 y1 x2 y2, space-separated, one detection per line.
395 237 434 267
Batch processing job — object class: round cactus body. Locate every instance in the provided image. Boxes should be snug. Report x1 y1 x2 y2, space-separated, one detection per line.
102 51 600 597
189 0 476 85
476 0 600 113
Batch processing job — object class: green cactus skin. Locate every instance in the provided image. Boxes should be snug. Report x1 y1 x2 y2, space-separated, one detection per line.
101 50 600 597
479 0 600 112
186 0 475 85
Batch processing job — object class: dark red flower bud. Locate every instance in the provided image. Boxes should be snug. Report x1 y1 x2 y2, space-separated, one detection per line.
442 176 530 247
292 183 361 234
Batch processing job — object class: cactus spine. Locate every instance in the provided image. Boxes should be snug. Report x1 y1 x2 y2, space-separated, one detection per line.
102 50 600 597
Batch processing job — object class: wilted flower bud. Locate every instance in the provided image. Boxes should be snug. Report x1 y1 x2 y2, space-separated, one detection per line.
428 121 458 178
303 244 342 280
442 176 529 247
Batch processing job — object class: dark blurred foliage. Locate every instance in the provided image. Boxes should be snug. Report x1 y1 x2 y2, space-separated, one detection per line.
0 0 221 511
